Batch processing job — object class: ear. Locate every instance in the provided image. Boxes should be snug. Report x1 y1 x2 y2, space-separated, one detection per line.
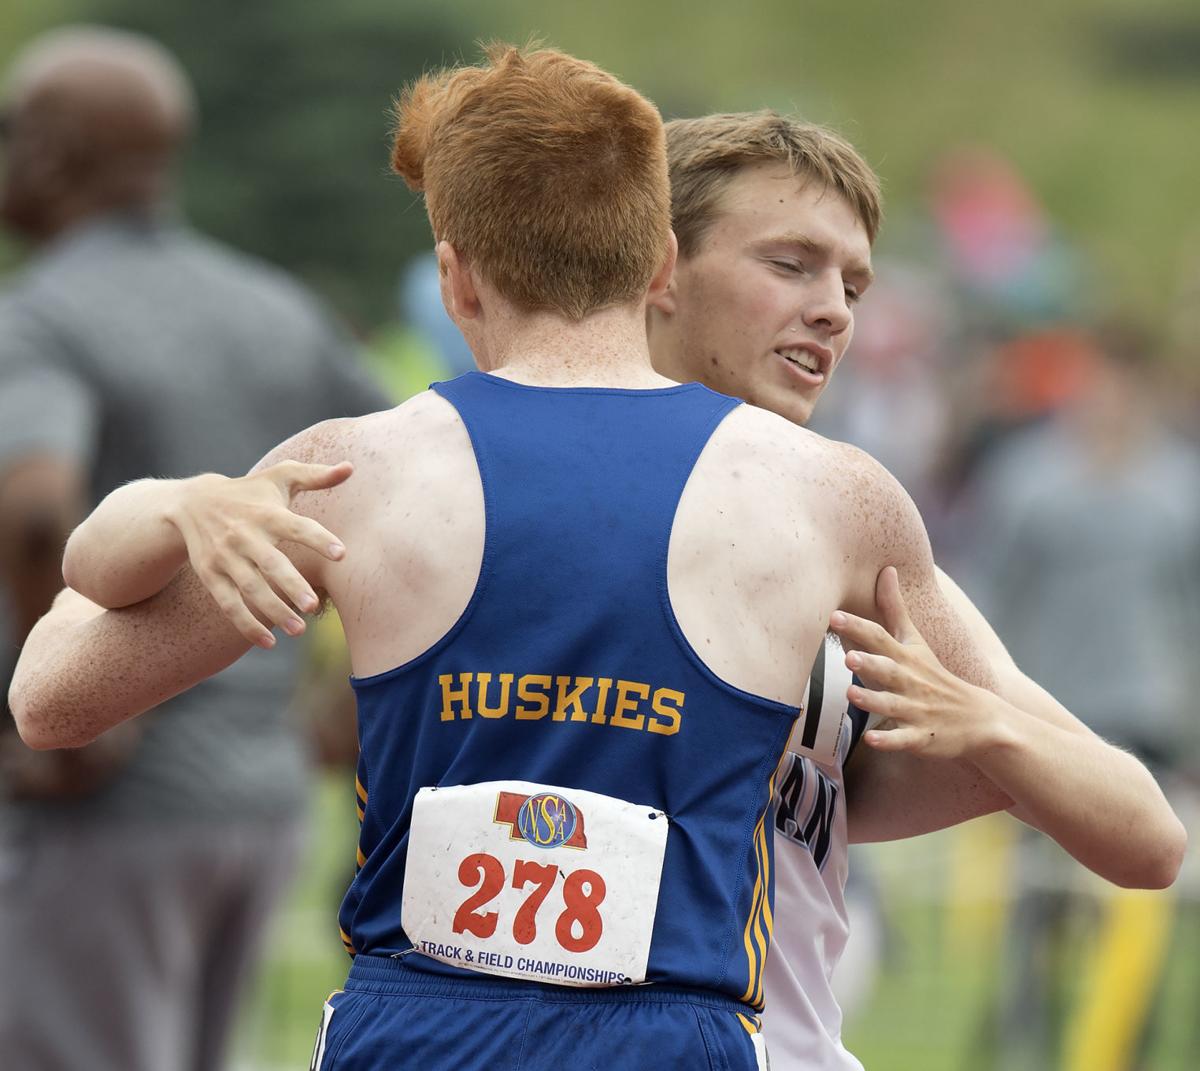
646 230 679 317
436 240 481 323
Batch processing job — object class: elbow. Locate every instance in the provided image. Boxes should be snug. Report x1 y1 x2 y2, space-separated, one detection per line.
8 680 90 752
1117 818 1188 891
9 689 56 751
1148 818 1188 890
10 707 59 752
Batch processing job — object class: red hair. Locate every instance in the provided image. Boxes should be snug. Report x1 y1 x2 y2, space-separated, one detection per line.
391 44 670 320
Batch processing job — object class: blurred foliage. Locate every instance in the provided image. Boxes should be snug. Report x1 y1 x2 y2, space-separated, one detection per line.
2 0 1197 331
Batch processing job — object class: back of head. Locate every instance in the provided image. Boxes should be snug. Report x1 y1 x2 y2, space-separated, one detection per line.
665 111 882 256
391 43 670 320
1 25 194 237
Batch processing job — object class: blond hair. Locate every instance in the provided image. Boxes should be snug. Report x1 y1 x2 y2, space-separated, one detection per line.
665 111 882 256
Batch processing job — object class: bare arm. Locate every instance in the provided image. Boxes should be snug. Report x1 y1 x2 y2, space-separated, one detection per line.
62 460 354 645
837 566 1185 889
10 424 354 751
813 444 1017 833
10 576 254 750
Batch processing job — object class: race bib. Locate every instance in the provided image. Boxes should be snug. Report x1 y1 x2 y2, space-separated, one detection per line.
402 780 668 987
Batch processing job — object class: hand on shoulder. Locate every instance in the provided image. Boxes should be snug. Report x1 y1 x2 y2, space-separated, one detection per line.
167 459 354 647
830 566 1007 759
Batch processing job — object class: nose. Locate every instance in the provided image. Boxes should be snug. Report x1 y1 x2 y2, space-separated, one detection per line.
802 272 852 337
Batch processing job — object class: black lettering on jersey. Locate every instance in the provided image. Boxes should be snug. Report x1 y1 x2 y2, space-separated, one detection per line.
774 753 840 872
801 776 838 868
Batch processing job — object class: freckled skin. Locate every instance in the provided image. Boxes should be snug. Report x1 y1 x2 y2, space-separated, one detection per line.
11 377 993 749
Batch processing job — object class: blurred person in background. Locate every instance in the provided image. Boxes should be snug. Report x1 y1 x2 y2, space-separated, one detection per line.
0 25 389 1071
962 322 1200 1071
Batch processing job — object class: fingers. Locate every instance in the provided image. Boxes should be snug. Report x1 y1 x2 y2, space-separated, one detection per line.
847 681 904 721
202 572 277 649
875 566 917 643
197 549 318 647
829 610 902 658
272 460 355 497
251 545 322 614
224 559 309 637
247 479 346 561
862 726 930 752
844 649 902 691
279 513 346 562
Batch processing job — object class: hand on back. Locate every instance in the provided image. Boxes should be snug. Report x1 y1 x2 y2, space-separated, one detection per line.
167 460 353 647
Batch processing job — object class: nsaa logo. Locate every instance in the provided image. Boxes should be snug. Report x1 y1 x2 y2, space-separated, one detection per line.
494 791 588 850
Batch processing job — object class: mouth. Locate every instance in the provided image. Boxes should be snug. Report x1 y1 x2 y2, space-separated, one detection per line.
775 344 832 387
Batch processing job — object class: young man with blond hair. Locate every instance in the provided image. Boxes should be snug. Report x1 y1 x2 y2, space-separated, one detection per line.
649 110 1184 1068
10 45 1011 1069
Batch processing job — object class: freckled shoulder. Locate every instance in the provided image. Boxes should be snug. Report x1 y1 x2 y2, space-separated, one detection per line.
711 404 928 573
256 390 457 470
710 403 850 496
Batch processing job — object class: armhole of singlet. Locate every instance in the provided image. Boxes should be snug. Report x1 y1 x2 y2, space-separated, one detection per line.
657 397 800 718
349 388 493 687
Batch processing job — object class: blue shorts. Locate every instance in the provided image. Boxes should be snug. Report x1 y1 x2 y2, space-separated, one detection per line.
312 955 768 1070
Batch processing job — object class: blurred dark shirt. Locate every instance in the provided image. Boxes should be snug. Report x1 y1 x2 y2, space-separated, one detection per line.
0 209 392 825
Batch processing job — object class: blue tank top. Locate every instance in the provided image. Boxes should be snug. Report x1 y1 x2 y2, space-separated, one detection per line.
340 372 798 1009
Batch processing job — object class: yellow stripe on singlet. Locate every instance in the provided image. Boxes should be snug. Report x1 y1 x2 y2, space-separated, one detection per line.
339 926 356 956
739 812 767 1003
355 775 368 804
737 1012 761 1036
740 754 784 1009
749 797 774 1008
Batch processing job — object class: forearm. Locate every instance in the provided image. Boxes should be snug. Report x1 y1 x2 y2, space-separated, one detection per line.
939 569 1186 887
835 564 1186 888
968 687 1185 889
847 749 1010 843
62 476 206 607
10 576 251 750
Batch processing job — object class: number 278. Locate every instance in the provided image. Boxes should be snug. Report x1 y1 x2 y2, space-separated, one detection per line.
453 853 606 953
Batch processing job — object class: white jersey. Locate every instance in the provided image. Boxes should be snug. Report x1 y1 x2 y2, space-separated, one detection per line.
760 636 870 1070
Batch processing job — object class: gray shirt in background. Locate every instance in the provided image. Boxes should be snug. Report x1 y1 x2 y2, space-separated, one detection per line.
0 210 393 825
963 419 1200 765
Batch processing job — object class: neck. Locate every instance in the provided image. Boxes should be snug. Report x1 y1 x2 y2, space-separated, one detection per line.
646 308 692 386
482 302 675 389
